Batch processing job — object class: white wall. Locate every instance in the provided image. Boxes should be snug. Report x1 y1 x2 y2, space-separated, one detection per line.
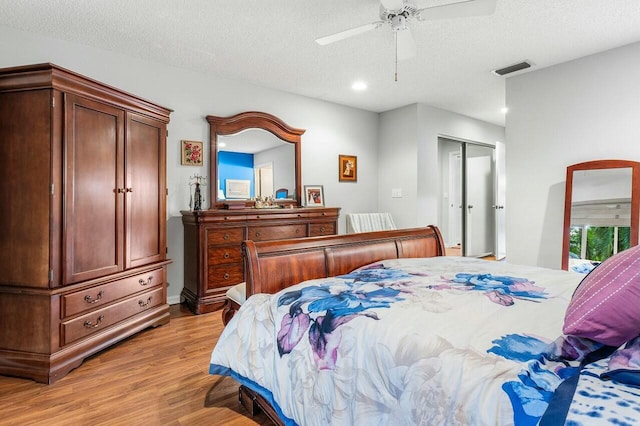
378 103 506 230
505 41 640 269
0 25 379 303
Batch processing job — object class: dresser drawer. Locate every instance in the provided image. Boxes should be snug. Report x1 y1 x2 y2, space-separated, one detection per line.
308 210 334 219
309 222 336 236
62 268 164 318
61 286 164 345
208 246 243 265
207 263 244 288
247 224 307 241
207 227 244 245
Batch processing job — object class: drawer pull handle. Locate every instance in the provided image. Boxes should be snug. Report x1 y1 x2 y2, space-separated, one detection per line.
138 296 153 307
84 315 104 329
223 233 230 240
223 252 230 259
322 212 326 216
126 187 133 193
223 273 230 280
296 229 300 234
320 226 326 232
139 276 153 286
84 291 104 304
255 231 261 238
117 188 126 193
297 214 302 217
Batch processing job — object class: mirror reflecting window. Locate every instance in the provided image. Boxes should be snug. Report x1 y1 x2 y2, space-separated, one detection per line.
562 160 640 271
207 112 304 208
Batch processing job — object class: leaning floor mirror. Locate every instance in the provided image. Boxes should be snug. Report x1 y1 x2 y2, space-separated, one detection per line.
561 159 640 272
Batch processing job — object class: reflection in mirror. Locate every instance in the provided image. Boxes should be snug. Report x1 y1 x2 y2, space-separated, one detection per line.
217 129 295 201
207 112 304 208
562 160 640 272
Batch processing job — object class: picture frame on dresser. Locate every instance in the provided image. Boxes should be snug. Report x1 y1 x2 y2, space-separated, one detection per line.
304 185 325 207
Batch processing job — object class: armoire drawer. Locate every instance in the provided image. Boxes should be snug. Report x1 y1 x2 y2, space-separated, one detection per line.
208 246 243 264
309 222 336 236
247 224 306 241
61 286 164 345
62 268 164 318
207 227 244 245
207 263 244 288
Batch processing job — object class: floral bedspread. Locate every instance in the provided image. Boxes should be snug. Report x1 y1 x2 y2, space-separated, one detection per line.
210 256 596 425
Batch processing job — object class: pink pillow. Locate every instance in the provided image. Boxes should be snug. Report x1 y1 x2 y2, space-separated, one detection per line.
563 245 640 347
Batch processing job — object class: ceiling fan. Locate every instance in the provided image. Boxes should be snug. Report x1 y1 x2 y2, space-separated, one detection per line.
316 0 497 67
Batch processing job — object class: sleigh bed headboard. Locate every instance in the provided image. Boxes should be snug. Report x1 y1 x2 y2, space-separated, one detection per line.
242 225 445 297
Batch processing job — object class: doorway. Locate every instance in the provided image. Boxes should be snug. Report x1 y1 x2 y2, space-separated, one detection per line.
438 137 505 258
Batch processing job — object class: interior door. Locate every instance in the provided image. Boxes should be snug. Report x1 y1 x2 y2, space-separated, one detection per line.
465 144 495 257
438 137 497 258
494 141 506 260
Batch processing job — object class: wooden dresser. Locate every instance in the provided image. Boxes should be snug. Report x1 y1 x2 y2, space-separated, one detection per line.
181 207 340 314
0 63 172 383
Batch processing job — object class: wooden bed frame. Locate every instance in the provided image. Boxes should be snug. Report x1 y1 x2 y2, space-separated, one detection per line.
222 225 446 424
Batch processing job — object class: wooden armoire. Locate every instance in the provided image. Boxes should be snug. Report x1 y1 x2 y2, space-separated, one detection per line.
0 63 172 383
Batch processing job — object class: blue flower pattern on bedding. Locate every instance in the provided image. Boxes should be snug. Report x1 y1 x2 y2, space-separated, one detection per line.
277 265 549 371
211 257 638 426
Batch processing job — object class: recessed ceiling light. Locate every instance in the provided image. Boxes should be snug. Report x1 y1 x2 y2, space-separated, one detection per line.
501 107 509 114
352 81 367 91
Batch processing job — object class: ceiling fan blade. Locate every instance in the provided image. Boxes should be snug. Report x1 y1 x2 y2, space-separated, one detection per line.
315 21 383 45
417 0 497 20
396 28 417 61
379 0 405 11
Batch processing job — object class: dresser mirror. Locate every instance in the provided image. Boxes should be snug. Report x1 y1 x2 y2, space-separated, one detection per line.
561 160 639 270
207 111 304 208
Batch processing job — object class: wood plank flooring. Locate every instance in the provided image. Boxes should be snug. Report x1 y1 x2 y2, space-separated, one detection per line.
0 304 272 426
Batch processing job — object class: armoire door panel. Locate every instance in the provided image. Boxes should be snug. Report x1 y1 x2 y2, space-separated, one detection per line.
0 89 52 288
125 113 166 268
64 94 125 284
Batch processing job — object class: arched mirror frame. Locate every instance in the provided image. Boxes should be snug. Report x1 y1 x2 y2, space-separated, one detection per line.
206 111 304 209
561 159 640 270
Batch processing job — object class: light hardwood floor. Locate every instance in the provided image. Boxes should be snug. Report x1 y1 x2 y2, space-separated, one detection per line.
0 304 272 426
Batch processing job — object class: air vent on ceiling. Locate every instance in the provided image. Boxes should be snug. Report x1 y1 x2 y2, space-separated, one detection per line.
492 61 532 76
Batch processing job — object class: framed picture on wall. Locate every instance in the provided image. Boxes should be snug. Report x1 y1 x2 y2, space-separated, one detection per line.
304 185 325 207
339 154 357 182
181 140 203 166
226 179 251 199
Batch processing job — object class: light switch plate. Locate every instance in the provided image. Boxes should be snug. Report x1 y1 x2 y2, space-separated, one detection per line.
391 188 402 198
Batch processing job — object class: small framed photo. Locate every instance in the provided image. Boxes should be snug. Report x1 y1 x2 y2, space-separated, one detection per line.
226 179 251 199
339 154 357 182
181 140 203 166
304 185 325 207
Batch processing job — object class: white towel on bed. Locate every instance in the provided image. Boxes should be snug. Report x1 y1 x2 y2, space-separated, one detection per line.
346 212 396 233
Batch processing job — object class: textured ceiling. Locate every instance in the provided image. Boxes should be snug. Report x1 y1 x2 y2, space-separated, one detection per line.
2 0 640 126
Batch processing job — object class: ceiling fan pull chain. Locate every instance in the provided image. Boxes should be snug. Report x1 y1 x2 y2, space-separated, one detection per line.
394 31 398 82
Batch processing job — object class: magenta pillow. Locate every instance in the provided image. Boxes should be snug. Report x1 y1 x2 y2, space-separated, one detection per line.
563 245 640 347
